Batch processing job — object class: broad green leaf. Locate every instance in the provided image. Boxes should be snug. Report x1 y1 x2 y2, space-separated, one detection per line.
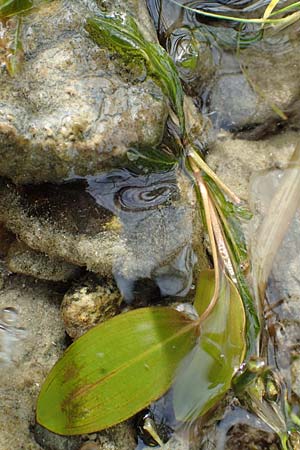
85 13 185 133
37 307 199 435
173 270 246 421
202 175 260 355
0 0 33 17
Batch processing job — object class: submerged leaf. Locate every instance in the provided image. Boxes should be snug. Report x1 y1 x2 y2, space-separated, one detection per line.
0 0 33 17
5 16 23 76
37 307 199 435
85 13 185 133
173 270 246 421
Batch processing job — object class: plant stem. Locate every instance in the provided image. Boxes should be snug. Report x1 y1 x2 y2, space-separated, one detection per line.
189 158 221 320
187 147 241 204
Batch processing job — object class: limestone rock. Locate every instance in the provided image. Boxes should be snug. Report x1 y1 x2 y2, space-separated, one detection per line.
6 241 80 282
0 178 121 276
0 0 167 184
61 277 122 339
206 130 300 200
0 223 14 257
0 169 204 297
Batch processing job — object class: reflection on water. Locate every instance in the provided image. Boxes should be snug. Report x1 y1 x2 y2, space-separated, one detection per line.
250 167 300 383
86 168 196 300
0 307 27 367
147 0 300 134
86 169 179 214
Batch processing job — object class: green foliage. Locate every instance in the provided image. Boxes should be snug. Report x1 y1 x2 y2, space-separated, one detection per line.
5 16 23 76
36 307 199 435
36 2 262 441
85 13 185 133
173 270 246 421
0 0 33 17
169 0 300 25
127 147 178 172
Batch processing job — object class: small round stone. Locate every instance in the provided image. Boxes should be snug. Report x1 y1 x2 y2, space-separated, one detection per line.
79 442 100 450
61 278 122 339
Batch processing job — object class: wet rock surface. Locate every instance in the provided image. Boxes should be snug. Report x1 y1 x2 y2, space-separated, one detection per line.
206 130 300 200
147 1 300 137
0 170 203 297
0 276 66 450
6 241 81 282
34 419 136 450
61 276 122 339
0 0 167 184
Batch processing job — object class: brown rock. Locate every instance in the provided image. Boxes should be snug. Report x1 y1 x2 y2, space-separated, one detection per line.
61 278 122 339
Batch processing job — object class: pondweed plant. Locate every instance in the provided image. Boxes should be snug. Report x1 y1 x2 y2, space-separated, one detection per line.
0 0 49 75
35 4 300 449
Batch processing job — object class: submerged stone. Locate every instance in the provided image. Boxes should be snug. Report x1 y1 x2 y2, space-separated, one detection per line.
61 277 122 339
0 169 206 298
0 0 167 184
6 241 80 282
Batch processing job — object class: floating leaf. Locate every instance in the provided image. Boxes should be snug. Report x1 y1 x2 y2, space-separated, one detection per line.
37 307 199 435
85 13 185 133
173 270 246 421
0 0 33 17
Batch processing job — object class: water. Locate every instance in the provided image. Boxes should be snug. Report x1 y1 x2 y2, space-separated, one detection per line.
147 0 300 135
1 1 300 449
0 307 27 367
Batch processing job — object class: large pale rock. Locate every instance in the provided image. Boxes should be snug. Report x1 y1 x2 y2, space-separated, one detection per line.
0 0 167 184
0 170 205 297
6 241 80 282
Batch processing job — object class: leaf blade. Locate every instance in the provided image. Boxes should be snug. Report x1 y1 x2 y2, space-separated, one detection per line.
37 307 199 435
0 0 33 17
85 13 185 133
173 270 246 421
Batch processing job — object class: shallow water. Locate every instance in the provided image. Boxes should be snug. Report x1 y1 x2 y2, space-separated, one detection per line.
1 1 300 449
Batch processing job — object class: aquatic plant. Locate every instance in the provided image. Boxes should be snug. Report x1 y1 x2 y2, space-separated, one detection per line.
36 4 300 449
0 0 48 75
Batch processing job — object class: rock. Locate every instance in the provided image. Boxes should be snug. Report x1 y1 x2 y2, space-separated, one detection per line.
33 423 84 450
0 222 14 257
6 241 80 282
0 169 206 298
292 358 300 399
206 130 300 200
206 27 300 135
79 443 100 450
0 178 121 276
148 1 300 137
0 0 167 184
0 275 66 449
96 421 136 450
61 277 122 339
34 420 137 450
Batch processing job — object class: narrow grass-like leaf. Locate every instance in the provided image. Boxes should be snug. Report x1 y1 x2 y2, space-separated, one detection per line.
262 0 281 21
251 143 300 299
127 147 177 171
0 0 33 17
6 16 23 76
173 270 246 421
85 13 185 133
37 307 199 435
168 0 300 25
